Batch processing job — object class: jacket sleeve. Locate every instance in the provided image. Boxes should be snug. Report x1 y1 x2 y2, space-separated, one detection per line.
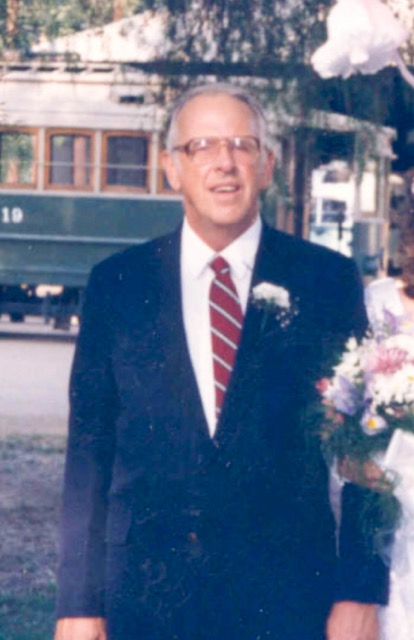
335 484 390 604
56 263 119 617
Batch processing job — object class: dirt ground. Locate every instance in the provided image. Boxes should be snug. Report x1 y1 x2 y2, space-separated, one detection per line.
0 336 73 439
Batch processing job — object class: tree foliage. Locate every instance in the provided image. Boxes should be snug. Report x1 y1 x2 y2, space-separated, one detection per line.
160 0 332 65
0 0 144 51
0 0 334 66
3 0 414 71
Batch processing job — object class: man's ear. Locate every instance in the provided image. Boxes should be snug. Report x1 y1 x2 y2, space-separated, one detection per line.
260 150 276 190
161 150 182 192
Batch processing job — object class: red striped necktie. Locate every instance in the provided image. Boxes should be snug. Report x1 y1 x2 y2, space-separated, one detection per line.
209 256 243 421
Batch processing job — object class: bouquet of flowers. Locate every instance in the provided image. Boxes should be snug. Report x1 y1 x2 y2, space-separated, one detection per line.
316 310 414 530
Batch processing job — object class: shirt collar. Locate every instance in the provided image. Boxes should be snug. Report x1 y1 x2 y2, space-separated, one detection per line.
181 216 262 281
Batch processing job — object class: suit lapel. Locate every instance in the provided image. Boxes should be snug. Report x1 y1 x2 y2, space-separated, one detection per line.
152 231 211 442
214 225 298 445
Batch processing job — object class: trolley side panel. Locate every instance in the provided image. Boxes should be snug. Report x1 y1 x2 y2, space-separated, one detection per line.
0 193 183 286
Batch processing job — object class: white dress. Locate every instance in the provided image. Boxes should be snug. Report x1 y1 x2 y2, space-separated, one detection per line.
365 278 414 640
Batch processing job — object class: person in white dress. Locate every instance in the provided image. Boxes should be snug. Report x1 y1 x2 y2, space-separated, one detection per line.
364 275 414 640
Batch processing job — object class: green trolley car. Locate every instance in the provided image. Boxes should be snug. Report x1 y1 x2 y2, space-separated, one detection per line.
0 60 183 325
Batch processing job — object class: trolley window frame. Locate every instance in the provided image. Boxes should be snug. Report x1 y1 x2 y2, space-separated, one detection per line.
45 128 95 192
0 127 38 190
101 131 151 194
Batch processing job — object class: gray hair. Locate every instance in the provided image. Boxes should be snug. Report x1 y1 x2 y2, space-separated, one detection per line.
164 83 270 153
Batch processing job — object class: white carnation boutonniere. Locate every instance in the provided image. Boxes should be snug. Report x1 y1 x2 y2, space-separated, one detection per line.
252 282 298 331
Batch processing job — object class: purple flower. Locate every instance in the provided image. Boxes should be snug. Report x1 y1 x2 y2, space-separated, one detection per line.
331 375 361 416
382 308 401 336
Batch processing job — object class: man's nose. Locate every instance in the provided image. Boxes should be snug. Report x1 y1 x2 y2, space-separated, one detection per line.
214 140 237 169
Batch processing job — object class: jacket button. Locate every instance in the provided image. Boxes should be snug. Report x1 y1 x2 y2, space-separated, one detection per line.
188 531 199 544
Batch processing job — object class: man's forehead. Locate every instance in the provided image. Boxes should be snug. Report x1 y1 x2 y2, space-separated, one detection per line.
179 92 252 113
175 93 258 132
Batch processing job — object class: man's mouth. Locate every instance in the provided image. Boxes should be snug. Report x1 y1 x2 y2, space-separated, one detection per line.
211 185 239 193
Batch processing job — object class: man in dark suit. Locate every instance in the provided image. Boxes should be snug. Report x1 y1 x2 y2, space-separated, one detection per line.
54 83 388 640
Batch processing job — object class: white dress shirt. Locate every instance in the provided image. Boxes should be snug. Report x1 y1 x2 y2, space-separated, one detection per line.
180 216 262 436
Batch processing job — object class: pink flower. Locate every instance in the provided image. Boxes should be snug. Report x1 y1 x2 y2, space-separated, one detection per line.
366 345 408 375
316 377 331 394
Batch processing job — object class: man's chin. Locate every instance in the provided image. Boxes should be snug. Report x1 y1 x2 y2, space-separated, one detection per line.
202 216 258 248
207 207 258 228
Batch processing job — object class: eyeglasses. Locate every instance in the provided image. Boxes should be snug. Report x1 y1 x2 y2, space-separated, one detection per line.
172 136 261 165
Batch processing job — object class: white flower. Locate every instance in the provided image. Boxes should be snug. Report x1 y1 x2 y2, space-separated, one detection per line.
366 363 414 409
346 336 359 352
361 409 388 436
333 337 363 382
311 0 408 79
252 282 290 309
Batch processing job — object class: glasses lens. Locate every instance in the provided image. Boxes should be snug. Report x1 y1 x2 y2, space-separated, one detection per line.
232 137 260 160
187 138 217 163
183 137 261 165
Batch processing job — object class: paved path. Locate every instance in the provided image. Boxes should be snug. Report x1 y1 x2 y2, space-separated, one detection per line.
0 336 75 437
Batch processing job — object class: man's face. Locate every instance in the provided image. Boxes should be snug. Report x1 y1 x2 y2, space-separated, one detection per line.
162 94 275 249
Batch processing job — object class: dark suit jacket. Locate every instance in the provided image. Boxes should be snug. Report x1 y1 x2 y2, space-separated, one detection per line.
56 223 389 639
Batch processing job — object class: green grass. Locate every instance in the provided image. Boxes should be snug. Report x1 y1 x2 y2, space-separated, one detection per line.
0 586 56 640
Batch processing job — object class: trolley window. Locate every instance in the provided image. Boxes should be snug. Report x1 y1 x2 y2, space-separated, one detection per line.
0 130 36 187
46 131 93 189
102 133 149 192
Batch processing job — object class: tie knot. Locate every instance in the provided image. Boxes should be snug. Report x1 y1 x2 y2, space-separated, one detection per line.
210 256 230 275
